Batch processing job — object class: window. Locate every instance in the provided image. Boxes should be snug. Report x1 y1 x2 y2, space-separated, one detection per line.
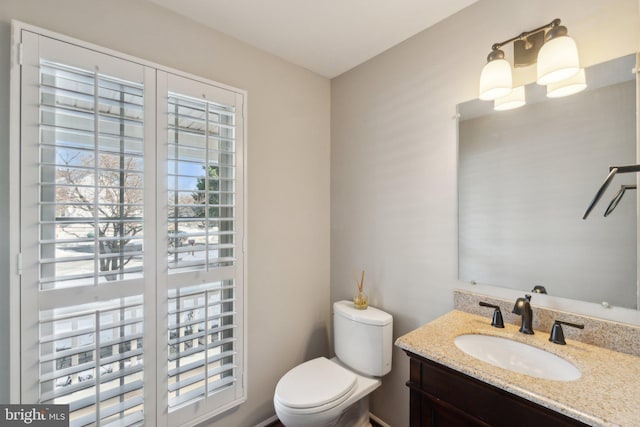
12 24 246 427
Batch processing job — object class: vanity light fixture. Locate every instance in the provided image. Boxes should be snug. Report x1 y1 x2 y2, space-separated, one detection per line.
536 22 580 85
546 68 587 98
494 86 525 111
479 49 513 100
478 18 582 104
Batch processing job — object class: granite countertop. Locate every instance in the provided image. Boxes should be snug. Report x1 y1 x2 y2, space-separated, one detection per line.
395 310 640 427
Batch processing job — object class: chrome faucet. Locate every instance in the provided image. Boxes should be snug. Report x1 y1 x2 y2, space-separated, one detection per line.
512 294 534 334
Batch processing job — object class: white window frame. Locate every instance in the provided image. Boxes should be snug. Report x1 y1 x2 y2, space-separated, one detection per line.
9 20 248 426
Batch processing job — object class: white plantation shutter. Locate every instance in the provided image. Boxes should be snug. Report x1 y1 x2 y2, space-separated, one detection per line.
167 281 237 410
166 93 237 272
15 25 246 427
38 297 145 426
38 60 146 289
158 73 245 425
19 32 153 427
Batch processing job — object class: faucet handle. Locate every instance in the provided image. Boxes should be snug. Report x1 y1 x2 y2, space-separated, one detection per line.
549 320 585 345
479 302 505 328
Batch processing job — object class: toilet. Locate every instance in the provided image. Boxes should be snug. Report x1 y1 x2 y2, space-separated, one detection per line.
273 300 393 427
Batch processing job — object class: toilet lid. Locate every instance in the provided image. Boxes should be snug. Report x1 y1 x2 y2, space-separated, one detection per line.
275 357 357 409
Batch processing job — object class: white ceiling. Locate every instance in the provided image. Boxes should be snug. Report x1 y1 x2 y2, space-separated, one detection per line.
146 0 479 78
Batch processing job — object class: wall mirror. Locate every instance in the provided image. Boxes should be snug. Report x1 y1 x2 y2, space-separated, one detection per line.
457 53 638 309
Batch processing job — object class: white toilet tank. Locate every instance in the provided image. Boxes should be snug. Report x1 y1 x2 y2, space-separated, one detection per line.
333 300 393 377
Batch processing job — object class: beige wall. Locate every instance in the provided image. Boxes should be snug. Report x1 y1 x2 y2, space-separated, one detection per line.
331 0 640 425
0 0 331 425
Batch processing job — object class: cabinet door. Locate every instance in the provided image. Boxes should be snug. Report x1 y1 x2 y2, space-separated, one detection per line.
409 388 489 426
409 358 487 427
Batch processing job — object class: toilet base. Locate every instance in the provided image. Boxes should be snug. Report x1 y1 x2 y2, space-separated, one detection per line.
280 396 371 427
333 396 370 427
276 396 371 427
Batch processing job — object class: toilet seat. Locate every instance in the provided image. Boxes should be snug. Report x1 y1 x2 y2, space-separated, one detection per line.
274 357 357 414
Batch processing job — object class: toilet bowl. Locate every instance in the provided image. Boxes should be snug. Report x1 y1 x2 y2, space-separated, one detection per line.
273 357 380 427
273 301 393 427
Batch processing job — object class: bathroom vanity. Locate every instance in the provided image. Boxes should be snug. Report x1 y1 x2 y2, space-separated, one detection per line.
405 351 587 426
396 310 640 427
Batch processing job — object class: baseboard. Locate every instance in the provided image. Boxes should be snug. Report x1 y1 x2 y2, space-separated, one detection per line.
253 414 278 427
369 412 391 427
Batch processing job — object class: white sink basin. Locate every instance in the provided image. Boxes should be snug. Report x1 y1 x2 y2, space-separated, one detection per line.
454 334 581 381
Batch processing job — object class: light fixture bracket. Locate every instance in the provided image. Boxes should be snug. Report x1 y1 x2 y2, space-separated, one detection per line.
488 18 562 67
513 31 545 68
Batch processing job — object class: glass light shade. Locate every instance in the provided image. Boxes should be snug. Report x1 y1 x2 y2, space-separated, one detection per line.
479 59 512 100
547 68 586 98
536 36 580 85
494 86 525 111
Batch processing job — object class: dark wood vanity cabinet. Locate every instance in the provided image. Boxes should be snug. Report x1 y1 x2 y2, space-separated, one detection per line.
405 351 589 427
